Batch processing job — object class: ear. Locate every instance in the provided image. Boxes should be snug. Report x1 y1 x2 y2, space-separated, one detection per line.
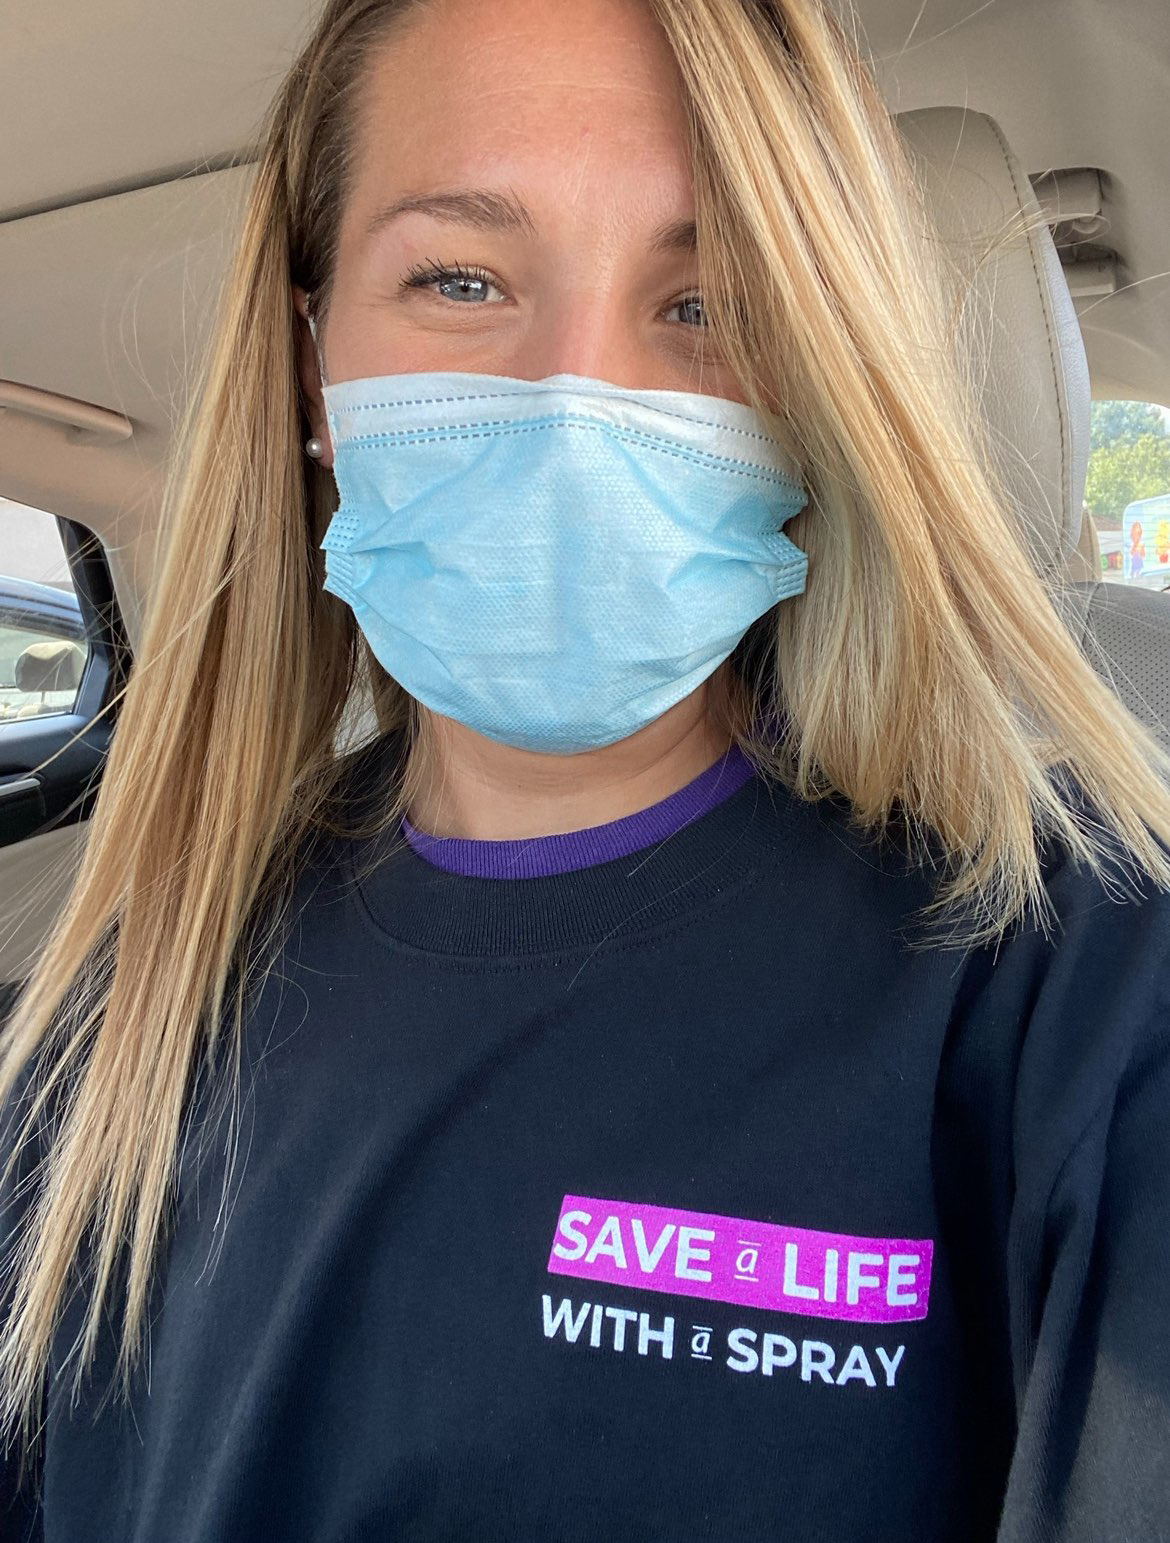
291 285 335 471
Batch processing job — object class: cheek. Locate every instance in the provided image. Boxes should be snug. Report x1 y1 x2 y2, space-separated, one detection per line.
318 303 516 385
318 304 398 383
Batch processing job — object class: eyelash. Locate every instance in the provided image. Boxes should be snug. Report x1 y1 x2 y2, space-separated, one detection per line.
399 258 709 328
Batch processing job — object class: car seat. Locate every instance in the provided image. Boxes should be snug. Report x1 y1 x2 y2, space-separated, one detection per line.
897 106 1170 754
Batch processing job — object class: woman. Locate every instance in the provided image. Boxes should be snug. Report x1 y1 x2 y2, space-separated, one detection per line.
2 0 1169 1537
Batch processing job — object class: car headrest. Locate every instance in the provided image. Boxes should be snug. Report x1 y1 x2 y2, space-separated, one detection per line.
895 106 1091 578
13 639 85 693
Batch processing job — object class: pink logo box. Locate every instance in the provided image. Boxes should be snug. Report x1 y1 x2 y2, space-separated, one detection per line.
548 1194 933 1325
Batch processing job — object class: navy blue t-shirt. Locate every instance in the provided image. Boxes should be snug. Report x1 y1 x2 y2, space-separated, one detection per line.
3 731 1169 1541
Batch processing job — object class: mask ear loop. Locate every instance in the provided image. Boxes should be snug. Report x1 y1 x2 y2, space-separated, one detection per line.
306 310 330 387
304 306 332 461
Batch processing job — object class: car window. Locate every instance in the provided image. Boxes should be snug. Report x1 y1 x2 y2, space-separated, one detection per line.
1087 400 1170 590
0 497 90 723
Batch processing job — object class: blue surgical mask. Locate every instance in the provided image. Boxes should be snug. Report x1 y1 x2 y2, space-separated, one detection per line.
315 367 809 754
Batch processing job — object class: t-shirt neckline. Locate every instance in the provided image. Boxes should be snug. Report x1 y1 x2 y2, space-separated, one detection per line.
399 742 758 879
344 736 788 960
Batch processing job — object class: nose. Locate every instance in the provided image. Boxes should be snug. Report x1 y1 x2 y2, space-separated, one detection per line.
513 304 667 391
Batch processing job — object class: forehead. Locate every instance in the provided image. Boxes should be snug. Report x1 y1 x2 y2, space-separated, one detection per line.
346 0 695 211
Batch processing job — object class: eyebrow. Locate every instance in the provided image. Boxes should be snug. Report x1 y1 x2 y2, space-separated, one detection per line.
363 187 698 255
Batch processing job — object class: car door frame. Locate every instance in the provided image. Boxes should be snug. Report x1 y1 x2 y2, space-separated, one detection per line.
0 516 131 848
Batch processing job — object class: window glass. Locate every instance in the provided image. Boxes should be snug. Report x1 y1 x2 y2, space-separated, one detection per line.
1086 401 1170 591
0 497 89 723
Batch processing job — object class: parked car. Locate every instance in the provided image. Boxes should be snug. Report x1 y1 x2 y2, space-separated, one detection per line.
0 574 86 720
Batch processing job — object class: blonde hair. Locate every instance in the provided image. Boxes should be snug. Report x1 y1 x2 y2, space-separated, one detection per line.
4 0 1170 1480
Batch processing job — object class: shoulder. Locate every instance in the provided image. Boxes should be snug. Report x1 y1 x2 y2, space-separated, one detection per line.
1000 820 1170 1188
1026 790 1170 1028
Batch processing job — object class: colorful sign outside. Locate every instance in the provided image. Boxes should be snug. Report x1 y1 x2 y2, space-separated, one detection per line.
1121 495 1170 581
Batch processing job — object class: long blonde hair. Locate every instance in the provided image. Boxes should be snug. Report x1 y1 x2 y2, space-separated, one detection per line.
4 0 1170 1476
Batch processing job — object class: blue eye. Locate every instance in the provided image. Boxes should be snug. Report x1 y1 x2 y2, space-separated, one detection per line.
668 296 709 329
401 260 503 303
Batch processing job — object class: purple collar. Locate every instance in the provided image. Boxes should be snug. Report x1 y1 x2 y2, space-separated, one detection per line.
400 743 758 879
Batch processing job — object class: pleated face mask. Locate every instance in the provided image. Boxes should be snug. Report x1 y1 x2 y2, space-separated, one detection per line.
316 368 809 755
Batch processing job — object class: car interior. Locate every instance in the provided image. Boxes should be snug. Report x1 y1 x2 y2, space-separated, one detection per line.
2 0 1169 1007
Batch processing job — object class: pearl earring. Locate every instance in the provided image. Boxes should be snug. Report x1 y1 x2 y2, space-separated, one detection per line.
305 436 325 460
